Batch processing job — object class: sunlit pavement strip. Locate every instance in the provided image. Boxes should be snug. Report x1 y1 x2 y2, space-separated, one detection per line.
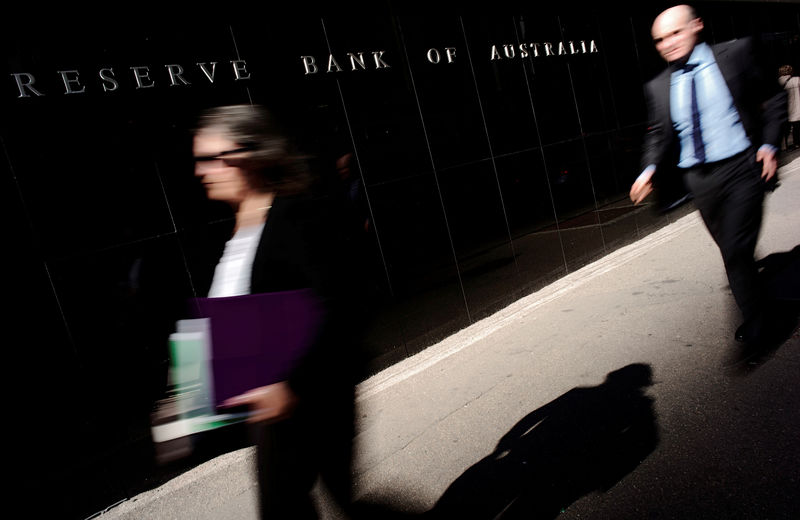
356 157 800 401
781 161 800 176
355 211 703 401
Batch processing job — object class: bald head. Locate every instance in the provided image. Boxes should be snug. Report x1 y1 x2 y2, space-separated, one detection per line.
652 4 704 63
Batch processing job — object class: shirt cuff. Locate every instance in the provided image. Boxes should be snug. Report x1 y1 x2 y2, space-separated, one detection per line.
758 144 777 155
636 165 656 184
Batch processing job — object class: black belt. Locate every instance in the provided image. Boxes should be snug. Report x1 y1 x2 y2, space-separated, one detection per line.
681 148 751 174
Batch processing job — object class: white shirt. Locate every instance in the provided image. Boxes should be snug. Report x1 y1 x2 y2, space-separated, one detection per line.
207 223 265 298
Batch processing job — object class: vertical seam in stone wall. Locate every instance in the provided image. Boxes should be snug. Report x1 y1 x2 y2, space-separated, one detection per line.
630 16 643 80
2 135 78 356
396 16 472 323
629 15 644 240
151 160 201 302
558 15 608 256
514 16 569 273
459 16 521 279
228 25 253 106
597 19 621 132
319 18 396 300
152 161 178 236
596 16 635 197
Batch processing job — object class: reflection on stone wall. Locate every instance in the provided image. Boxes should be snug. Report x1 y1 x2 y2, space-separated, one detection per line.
3 3 799 518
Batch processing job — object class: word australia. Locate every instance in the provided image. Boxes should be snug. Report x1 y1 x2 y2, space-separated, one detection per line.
10 60 251 98
490 40 599 60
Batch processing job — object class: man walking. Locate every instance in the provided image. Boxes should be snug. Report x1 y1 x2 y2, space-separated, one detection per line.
629 4 787 344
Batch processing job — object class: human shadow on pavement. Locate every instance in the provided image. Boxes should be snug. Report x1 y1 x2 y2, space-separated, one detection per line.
727 246 800 373
424 363 659 520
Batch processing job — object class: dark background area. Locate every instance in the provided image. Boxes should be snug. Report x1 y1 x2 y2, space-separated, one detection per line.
3 2 798 517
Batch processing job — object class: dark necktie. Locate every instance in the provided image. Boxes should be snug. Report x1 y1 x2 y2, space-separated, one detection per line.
682 63 705 163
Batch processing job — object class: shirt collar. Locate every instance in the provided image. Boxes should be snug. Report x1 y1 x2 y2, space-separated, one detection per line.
686 42 712 67
670 42 711 75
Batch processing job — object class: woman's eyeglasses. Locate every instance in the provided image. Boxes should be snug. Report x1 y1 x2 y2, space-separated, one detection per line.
194 146 252 163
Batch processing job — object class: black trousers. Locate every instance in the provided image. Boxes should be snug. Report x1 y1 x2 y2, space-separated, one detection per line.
790 121 800 149
253 386 356 519
684 150 766 321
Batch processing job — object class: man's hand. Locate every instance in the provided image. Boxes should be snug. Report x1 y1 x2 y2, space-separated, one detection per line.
223 381 298 424
630 168 655 205
756 147 777 182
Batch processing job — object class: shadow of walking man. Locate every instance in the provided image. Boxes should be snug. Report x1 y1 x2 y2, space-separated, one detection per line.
427 363 659 520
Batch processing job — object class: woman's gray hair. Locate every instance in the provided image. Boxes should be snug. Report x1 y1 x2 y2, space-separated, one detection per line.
195 104 311 194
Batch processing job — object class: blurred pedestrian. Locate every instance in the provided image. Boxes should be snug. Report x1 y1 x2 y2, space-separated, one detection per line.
778 65 800 150
629 5 787 345
193 104 365 519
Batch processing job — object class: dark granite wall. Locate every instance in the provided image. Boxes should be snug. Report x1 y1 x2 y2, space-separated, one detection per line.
3 3 798 517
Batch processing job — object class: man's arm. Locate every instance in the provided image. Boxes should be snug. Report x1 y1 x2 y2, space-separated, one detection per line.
631 77 670 204
744 37 787 181
756 145 778 182
630 165 655 205
756 76 785 181
639 77 671 172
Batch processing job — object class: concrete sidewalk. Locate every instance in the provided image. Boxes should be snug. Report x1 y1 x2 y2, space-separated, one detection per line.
100 156 800 520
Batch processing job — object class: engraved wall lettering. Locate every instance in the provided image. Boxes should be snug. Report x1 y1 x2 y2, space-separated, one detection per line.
198 62 218 82
58 70 85 94
231 60 250 80
165 64 191 86
327 55 343 73
348 52 367 71
99 68 119 92
12 56 249 99
11 72 44 98
301 56 318 74
486 38 599 64
372 50 390 68
428 48 457 64
130 66 155 89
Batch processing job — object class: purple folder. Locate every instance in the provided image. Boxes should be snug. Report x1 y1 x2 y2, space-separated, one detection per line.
192 289 324 408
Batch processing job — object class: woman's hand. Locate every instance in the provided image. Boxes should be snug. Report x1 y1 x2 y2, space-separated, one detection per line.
223 381 298 424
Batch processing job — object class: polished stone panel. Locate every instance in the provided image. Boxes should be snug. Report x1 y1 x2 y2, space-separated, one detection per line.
400 16 492 170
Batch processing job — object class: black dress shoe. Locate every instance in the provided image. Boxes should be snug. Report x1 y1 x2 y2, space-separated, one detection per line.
735 314 765 343
734 323 748 342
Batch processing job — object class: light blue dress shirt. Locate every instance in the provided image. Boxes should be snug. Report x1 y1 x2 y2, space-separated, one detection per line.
638 42 776 182
670 42 751 168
